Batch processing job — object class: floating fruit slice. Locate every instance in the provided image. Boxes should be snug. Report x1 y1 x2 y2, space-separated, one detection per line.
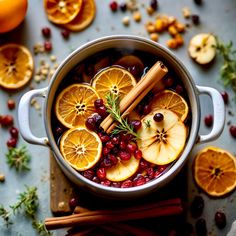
91 66 136 102
106 155 140 182
137 109 187 165
188 33 217 65
64 0 96 31
0 44 33 90
55 84 99 128
150 90 189 121
60 127 102 171
44 0 83 24
193 146 236 197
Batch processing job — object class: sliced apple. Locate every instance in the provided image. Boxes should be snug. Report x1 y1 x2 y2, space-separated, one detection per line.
137 109 187 165
188 33 217 65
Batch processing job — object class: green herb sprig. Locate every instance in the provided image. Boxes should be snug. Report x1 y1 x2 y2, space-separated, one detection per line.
6 145 31 172
32 220 53 236
105 93 139 139
144 119 151 128
0 205 13 227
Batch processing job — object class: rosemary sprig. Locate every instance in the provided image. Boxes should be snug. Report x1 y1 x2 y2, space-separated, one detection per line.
6 145 31 172
0 205 12 227
216 38 236 93
105 93 139 139
144 119 151 128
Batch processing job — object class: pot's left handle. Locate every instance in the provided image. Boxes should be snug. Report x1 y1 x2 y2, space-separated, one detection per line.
18 87 49 147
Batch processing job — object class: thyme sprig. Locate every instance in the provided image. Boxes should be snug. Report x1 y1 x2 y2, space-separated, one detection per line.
0 205 13 227
32 220 53 236
144 119 151 128
6 145 31 172
216 38 236 94
105 93 139 139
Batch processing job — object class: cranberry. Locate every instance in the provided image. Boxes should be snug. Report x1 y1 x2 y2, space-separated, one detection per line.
111 146 119 154
129 65 142 77
93 113 102 127
108 154 118 166
164 77 174 87
119 2 127 11
120 133 133 141
55 126 63 136
42 27 51 38
146 167 154 179
195 218 207 236
140 160 149 169
158 165 167 172
9 127 19 139
96 168 106 180
92 176 100 183
85 117 96 131
121 180 133 188
154 170 162 178
61 29 70 39
127 143 137 153
96 106 108 118
192 15 200 25
153 113 164 122
112 182 121 188
175 85 184 94
0 115 14 126
133 175 146 186
101 158 113 168
69 197 78 209
101 180 111 186
83 169 94 180
134 149 142 160
229 125 236 138
111 135 120 145
215 211 226 229
130 120 142 131
118 151 131 161
109 1 118 12
143 104 151 115
105 141 114 149
190 196 204 218
119 141 127 149
98 133 110 142
44 41 52 52
7 99 16 110
204 114 213 127
150 0 158 10
221 91 228 104
102 147 111 156
7 137 17 148
94 99 104 109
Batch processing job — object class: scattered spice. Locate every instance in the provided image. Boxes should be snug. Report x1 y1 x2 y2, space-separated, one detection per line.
7 99 16 110
0 174 5 182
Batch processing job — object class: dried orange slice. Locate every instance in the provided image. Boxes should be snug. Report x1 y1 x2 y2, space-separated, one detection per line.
64 0 96 31
60 127 102 171
0 44 33 90
193 146 236 197
150 90 189 121
91 66 137 102
106 155 140 182
44 0 82 25
55 84 99 128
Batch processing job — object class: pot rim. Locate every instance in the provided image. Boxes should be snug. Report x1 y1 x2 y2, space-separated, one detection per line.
45 35 200 195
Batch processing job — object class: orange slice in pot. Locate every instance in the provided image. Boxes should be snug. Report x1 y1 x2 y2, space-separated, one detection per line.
91 66 137 102
193 146 236 197
44 0 83 25
0 44 33 90
60 127 102 171
55 84 99 128
64 0 96 31
150 90 189 121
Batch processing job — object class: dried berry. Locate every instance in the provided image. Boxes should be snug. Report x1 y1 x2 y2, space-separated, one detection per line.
109 1 118 12
0 115 14 127
7 99 16 110
150 0 158 11
119 2 127 12
44 41 52 52
69 197 79 209
153 113 164 122
7 137 17 148
215 211 226 229
9 127 19 139
61 29 70 39
42 27 51 38
194 0 202 5
221 91 229 104
192 15 200 25
195 218 207 236
190 196 204 218
229 125 236 138
204 114 213 127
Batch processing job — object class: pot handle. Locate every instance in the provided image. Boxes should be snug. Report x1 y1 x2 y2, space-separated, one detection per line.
196 85 225 143
18 87 49 147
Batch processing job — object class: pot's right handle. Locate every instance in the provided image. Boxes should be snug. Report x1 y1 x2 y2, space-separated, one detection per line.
196 85 225 143
18 87 49 147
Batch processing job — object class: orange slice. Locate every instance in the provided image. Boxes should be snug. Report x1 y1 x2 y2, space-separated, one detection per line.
150 90 189 121
106 155 140 182
44 0 83 25
64 0 96 31
0 44 33 90
60 127 102 171
91 66 137 102
193 146 236 197
55 84 99 128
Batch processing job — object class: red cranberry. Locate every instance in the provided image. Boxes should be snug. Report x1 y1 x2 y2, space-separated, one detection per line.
98 133 110 142
195 218 207 236
92 176 100 183
93 113 102 127
127 143 137 153
154 170 161 178
109 1 118 12
9 127 19 139
118 151 131 161
133 175 146 186
102 147 111 156
221 91 229 104
190 196 204 218
175 85 184 94
229 125 236 138
119 141 127 149
111 135 120 145
85 117 96 131
69 197 78 209
164 77 174 87
140 160 149 169
7 137 17 148
204 114 213 127
94 99 104 109
130 120 142 131
83 169 94 180
108 154 118 166
192 15 200 25
106 141 114 149
146 167 154 179
112 182 121 188
96 168 106 180
215 211 226 229
96 106 108 118
101 158 113 168
61 29 70 39
7 99 16 110
44 41 52 52
121 179 133 188
119 2 127 11
153 113 164 122
111 146 119 154
129 65 142 77
0 115 14 126
42 27 51 38
150 0 158 10
101 180 111 186
143 104 151 115
134 149 142 160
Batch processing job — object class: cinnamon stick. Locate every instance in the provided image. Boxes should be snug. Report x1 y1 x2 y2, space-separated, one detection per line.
100 61 168 132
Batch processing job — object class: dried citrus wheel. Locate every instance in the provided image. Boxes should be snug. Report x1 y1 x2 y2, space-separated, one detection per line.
193 146 236 197
106 156 140 182
0 44 33 90
55 84 99 128
150 90 189 121
60 127 102 171
137 109 187 165
64 0 96 31
44 0 82 24
91 66 137 102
